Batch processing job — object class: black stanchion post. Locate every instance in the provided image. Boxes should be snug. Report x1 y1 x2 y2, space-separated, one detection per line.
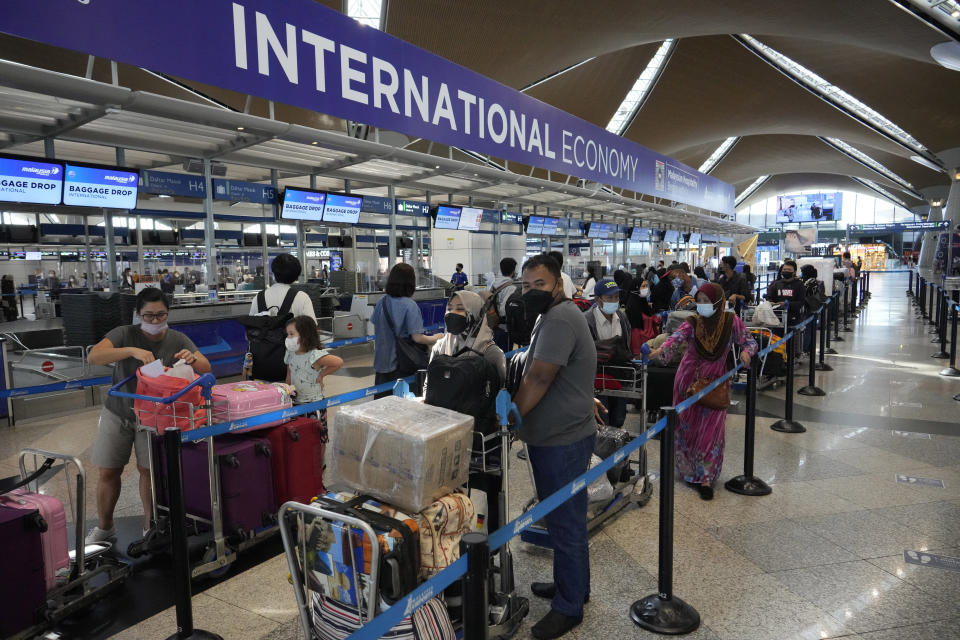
933 290 950 359
798 315 825 396
824 295 838 354
815 304 833 371
918 278 926 316
929 283 936 324
163 428 222 640
631 408 700 635
461 533 490 640
941 303 960 377
907 270 913 296
726 358 773 495
771 330 805 433
843 282 852 332
832 287 844 343
930 286 942 336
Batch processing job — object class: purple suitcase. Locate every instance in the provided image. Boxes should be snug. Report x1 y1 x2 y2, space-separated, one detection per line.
0 504 47 637
177 436 278 539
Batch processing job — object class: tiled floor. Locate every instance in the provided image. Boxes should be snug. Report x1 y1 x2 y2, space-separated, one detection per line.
3 272 959 639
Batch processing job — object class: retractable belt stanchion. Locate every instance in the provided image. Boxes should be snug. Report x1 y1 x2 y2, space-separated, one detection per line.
908 270 914 297
164 428 222 640
851 276 860 316
771 329 805 433
928 283 936 324
725 358 772 496
941 302 960 377
631 408 701 635
815 302 833 371
832 285 844 343
930 285 942 335
933 288 950 359
798 310 826 396
843 282 852 332
919 278 927 317
824 293 838 354
461 533 490 640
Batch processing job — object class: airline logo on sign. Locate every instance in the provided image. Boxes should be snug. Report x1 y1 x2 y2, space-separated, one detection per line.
0 157 63 205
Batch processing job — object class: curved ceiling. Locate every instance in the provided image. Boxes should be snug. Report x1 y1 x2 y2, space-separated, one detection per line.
737 173 915 210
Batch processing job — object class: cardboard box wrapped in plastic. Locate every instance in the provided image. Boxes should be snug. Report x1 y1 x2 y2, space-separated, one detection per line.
328 396 474 513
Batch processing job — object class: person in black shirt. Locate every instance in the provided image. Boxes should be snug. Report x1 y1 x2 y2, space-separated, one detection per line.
714 256 750 309
766 260 806 325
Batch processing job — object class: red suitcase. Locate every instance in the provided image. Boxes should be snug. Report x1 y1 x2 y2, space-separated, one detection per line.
0 504 47 637
1 490 70 590
266 414 327 505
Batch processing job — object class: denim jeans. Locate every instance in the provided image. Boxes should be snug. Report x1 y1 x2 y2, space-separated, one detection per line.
600 395 627 428
492 326 510 353
527 433 596 617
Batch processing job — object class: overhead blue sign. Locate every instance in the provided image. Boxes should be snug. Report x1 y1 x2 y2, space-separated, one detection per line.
213 178 276 204
63 164 139 209
503 211 523 225
396 200 430 216
0 0 735 215
849 221 950 233
361 195 392 215
140 170 206 197
0 156 63 205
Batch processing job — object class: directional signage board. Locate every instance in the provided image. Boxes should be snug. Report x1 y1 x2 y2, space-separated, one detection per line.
213 179 276 204
140 170 207 197
849 221 951 233
0 0 735 214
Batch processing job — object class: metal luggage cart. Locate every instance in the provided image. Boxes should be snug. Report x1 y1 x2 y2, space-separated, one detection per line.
108 373 280 579
595 362 649 432
7 449 131 640
737 302 792 390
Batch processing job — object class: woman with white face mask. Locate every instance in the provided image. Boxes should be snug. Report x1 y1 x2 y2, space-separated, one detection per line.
648 283 758 500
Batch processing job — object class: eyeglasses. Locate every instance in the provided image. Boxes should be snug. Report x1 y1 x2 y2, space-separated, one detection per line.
141 312 168 322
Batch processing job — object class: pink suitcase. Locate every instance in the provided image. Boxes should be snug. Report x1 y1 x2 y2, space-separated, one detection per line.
1 490 70 590
211 381 293 432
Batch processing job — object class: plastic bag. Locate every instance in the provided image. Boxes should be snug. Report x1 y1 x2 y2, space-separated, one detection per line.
167 359 195 381
587 455 614 504
753 301 780 326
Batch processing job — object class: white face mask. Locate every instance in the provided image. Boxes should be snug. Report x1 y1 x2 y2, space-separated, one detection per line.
697 303 716 318
582 271 590 278
639 288 650 298
285 337 299 352
140 320 167 335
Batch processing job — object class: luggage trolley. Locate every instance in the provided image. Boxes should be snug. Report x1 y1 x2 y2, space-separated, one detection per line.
520 347 655 549
108 373 279 579
7 449 131 639
739 301 792 390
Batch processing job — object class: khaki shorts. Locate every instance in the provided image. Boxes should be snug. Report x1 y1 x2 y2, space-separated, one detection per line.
91 409 150 469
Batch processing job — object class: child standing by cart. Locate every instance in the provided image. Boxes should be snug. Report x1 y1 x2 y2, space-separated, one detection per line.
284 316 343 421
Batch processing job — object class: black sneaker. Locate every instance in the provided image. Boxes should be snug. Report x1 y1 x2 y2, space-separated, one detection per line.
531 609 583 640
531 582 589 603
697 484 714 501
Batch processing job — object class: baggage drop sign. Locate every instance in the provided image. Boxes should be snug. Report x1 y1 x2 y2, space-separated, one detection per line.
0 156 63 205
63 164 139 209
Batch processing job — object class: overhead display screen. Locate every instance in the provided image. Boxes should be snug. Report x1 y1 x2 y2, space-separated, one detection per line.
776 192 842 223
587 223 612 239
322 193 362 224
526 216 560 235
663 229 680 243
63 163 138 209
688 232 702 245
630 227 652 242
281 188 325 221
434 205 461 229
458 206 483 231
0 156 63 205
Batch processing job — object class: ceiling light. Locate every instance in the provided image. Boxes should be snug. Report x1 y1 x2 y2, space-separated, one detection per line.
157 194 172 199
236 126 244 131
606 39 676 136
347 0 382 29
698 137 739 174
434 165 440 169
955 168 960 181
953 10 960 18
853 177 908 207
822 137 921 196
311 141 318 145
910 154 945 172
735 175 769 206
738 35 929 156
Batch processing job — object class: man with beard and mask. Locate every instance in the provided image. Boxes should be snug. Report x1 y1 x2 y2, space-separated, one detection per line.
512 253 601 639
85 288 211 545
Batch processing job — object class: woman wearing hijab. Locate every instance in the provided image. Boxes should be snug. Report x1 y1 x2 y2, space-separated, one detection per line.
648 283 757 500
425 289 507 530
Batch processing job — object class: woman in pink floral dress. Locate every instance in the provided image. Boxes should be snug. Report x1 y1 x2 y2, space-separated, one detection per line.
649 283 757 500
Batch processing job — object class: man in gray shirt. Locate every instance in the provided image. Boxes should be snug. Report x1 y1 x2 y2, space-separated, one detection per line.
85 288 211 545
513 254 599 639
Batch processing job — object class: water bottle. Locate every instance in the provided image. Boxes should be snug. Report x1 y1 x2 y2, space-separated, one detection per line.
243 352 253 380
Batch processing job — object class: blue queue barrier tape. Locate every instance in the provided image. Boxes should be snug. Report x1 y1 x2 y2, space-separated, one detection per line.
0 375 113 399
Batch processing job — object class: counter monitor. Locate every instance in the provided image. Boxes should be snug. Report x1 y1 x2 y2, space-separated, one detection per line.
457 206 483 231
322 193 362 224
433 205 461 229
63 163 138 209
281 188 326 221
0 155 63 205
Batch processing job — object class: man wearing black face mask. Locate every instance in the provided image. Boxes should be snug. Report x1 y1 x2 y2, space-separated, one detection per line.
513 254 599 639
766 259 805 326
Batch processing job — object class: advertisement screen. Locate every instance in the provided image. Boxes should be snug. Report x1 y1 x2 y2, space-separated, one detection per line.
458 206 483 230
784 228 818 254
776 192 842 223
281 188 325 221
434 205 461 229
322 193 362 223
0 156 63 205
63 164 138 209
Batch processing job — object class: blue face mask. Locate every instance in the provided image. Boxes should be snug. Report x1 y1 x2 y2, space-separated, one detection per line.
601 301 619 315
697 302 716 318
671 278 683 289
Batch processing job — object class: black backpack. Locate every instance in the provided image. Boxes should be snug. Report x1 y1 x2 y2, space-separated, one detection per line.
425 348 502 432
504 294 533 346
485 281 521 328
238 288 297 382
